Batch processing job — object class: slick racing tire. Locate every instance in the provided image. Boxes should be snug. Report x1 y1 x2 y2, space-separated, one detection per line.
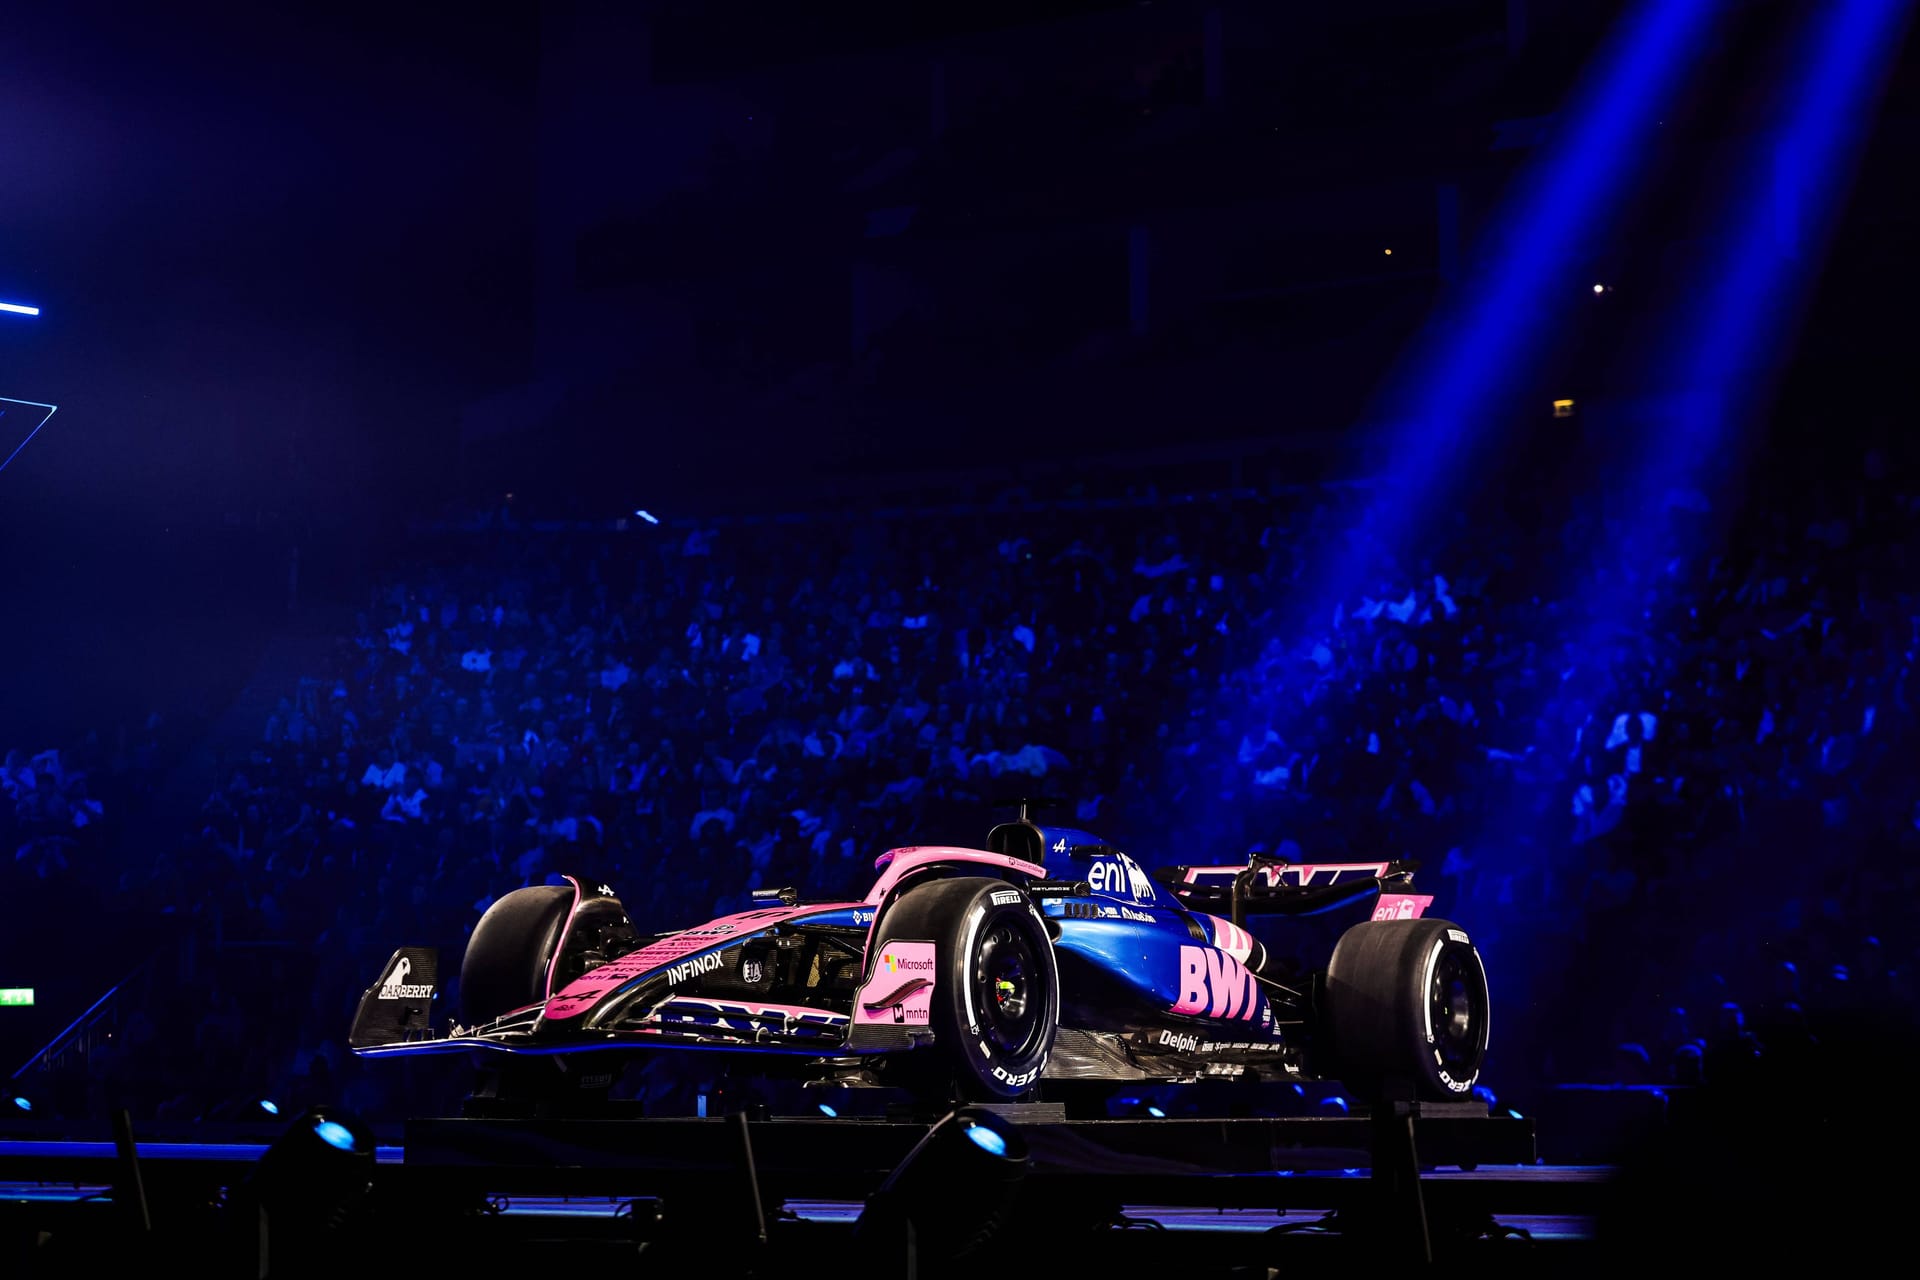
460 883 573 1026
873 877 1059 1102
1324 918 1490 1103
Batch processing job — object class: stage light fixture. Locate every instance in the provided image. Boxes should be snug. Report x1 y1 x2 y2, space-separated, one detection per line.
313 1119 356 1151
633 509 659 524
0 302 39 316
233 1105 377 1272
965 1123 1007 1154
1594 283 1608 293
258 1099 280 1116
1383 248 1393 255
10 1095 30 1111
818 1103 838 1117
1554 398 1576 417
1146 1105 1167 1118
852 1106 1030 1266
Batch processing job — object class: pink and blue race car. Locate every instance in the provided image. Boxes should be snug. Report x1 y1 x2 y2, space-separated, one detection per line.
350 808 1490 1108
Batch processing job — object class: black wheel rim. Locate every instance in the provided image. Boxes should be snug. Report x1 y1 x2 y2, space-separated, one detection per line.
1430 944 1488 1077
975 919 1043 1057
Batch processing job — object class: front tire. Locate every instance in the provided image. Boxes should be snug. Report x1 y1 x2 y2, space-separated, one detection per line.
872 877 1059 1102
1324 918 1490 1103
460 884 573 1025
458 884 609 1114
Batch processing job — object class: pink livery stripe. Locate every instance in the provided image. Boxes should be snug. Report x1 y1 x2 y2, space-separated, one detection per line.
1202 914 1256 963
544 902 861 1020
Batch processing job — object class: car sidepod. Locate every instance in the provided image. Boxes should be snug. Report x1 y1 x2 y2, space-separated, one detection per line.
1041 895 1297 1081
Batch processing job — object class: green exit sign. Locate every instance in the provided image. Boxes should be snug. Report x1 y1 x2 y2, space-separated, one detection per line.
0 989 33 1007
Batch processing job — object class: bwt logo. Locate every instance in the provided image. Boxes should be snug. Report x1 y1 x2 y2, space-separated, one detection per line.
883 952 935 973
1171 946 1259 1021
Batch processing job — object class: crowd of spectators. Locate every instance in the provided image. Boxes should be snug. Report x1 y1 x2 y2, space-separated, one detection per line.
9 448 1917 1123
3 722 167 886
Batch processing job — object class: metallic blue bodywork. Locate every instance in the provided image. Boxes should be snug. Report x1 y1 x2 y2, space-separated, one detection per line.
1031 824 1163 907
1025 824 1285 1044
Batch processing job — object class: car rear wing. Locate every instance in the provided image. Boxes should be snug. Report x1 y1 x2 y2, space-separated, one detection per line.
1156 857 1420 926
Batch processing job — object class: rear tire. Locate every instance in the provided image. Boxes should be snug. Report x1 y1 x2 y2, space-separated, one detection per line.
1324 918 1490 1103
872 877 1059 1103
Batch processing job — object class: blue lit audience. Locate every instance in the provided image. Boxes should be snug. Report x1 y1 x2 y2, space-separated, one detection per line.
7 456 1917 1122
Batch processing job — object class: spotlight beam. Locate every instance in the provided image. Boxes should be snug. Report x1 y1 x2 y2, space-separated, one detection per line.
1567 0 1915 657
1310 0 1725 602
1640 0 1915 507
1489 0 1915 861
1344 1 1720 521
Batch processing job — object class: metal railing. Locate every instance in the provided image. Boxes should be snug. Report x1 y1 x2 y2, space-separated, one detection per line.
9 959 147 1082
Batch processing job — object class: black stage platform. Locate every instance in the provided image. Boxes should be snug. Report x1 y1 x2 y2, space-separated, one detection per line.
3 1105 1595 1275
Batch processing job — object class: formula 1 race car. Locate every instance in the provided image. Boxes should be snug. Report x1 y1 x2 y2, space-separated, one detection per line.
349 807 1490 1108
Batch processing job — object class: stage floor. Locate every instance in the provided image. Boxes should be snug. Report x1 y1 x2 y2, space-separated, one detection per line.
1 1115 1600 1273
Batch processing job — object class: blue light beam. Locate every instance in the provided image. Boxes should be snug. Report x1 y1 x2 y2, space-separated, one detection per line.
1320 0 1724 595
1557 0 1914 659
1237 0 1724 771
1490 0 1914 861
1641 0 1915 509
1245 0 1724 724
0 302 40 316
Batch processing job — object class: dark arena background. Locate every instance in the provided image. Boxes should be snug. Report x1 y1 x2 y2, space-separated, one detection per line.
4 1 1918 1275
